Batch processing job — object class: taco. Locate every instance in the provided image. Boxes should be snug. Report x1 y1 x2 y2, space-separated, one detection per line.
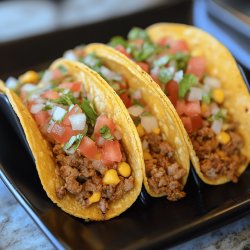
107 23 250 185
62 44 190 200
0 59 144 220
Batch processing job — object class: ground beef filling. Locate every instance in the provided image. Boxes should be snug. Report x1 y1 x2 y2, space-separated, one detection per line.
190 122 247 182
53 144 134 214
142 133 186 201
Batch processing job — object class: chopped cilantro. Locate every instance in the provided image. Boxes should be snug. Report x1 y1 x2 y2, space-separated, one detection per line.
63 134 83 154
202 92 211 104
170 52 190 71
109 36 127 47
81 99 98 127
42 104 53 111
178 74 198 98
52 92 79 106
128 27 148 41
117 89 126 95
158 68 173 84
133 99 144 107
100 125 114 140
208 109 226 122
131 42 156 61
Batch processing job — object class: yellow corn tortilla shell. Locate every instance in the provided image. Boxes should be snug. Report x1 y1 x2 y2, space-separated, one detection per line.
3 59 143 220
83 44 190 197
147 23 250 185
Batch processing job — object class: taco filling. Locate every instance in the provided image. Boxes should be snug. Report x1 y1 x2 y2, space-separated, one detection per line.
107 27 247 182
63 51 187 200
17 66 134 214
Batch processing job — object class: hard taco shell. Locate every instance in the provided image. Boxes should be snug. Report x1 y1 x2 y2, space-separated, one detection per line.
83 43 190 197
1 59 144 220
146 23 250 184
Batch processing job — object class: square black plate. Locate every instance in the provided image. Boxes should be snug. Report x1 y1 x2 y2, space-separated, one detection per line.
0 1 250 249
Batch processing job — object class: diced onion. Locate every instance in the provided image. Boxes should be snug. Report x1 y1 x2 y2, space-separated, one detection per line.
204 76 221 89
30 104 44 114
141 116 158 133
128 105 144 117
21 84 36 93
211 119 222 134
47 120 56 133
52 106 67 122
41 70 52 83
5 77 18 89
69 113 86 130
114 130 122 140
187 87 203 101
211 103 219 115
63 50 78 61
150 67 160 77
173 70 183 83
168 66 175 75
132 90 142 100
142 139 148 150
100 66 122 81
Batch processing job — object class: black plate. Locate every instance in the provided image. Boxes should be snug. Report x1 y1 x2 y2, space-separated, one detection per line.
0 1 250 249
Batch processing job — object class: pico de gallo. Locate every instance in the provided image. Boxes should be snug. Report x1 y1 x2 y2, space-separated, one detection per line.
11 66 135 215
107 27 247 182
63 50 187 200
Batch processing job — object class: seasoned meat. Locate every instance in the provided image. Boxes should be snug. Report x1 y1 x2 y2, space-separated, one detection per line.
53 144 134 214
190 123 247 182
142 133 186 201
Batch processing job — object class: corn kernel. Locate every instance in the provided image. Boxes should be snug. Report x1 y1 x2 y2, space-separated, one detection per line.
217 131 230 145
19 71 39 84
118 162 131 177
88 192 101 205
143 151 152 160
103 169 120 185
152 127 160 135
136 124 145 137
212 88 224 104
201 103 208 114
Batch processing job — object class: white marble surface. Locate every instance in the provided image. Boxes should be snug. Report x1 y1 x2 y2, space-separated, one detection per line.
1 178 250 250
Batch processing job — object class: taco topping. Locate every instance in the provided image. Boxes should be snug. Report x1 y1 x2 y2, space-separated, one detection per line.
63 50 187 200
108 27 247 182
18 66 134 214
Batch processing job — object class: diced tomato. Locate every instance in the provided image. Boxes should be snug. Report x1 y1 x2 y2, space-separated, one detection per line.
186 57 206 79
119 90 132 108
181 116 192 133
33 111 50 128
94 114 116 139
59 82 81 92
41 90 60 100
176 100 186 115
49 124 78 144
137 62 150 73
62 104 82 126
102 140 122 162
78 136 99 160
185 101 201 116
166 80 178 106
115 45 132 58
191 115 203 131
158 37 189 53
